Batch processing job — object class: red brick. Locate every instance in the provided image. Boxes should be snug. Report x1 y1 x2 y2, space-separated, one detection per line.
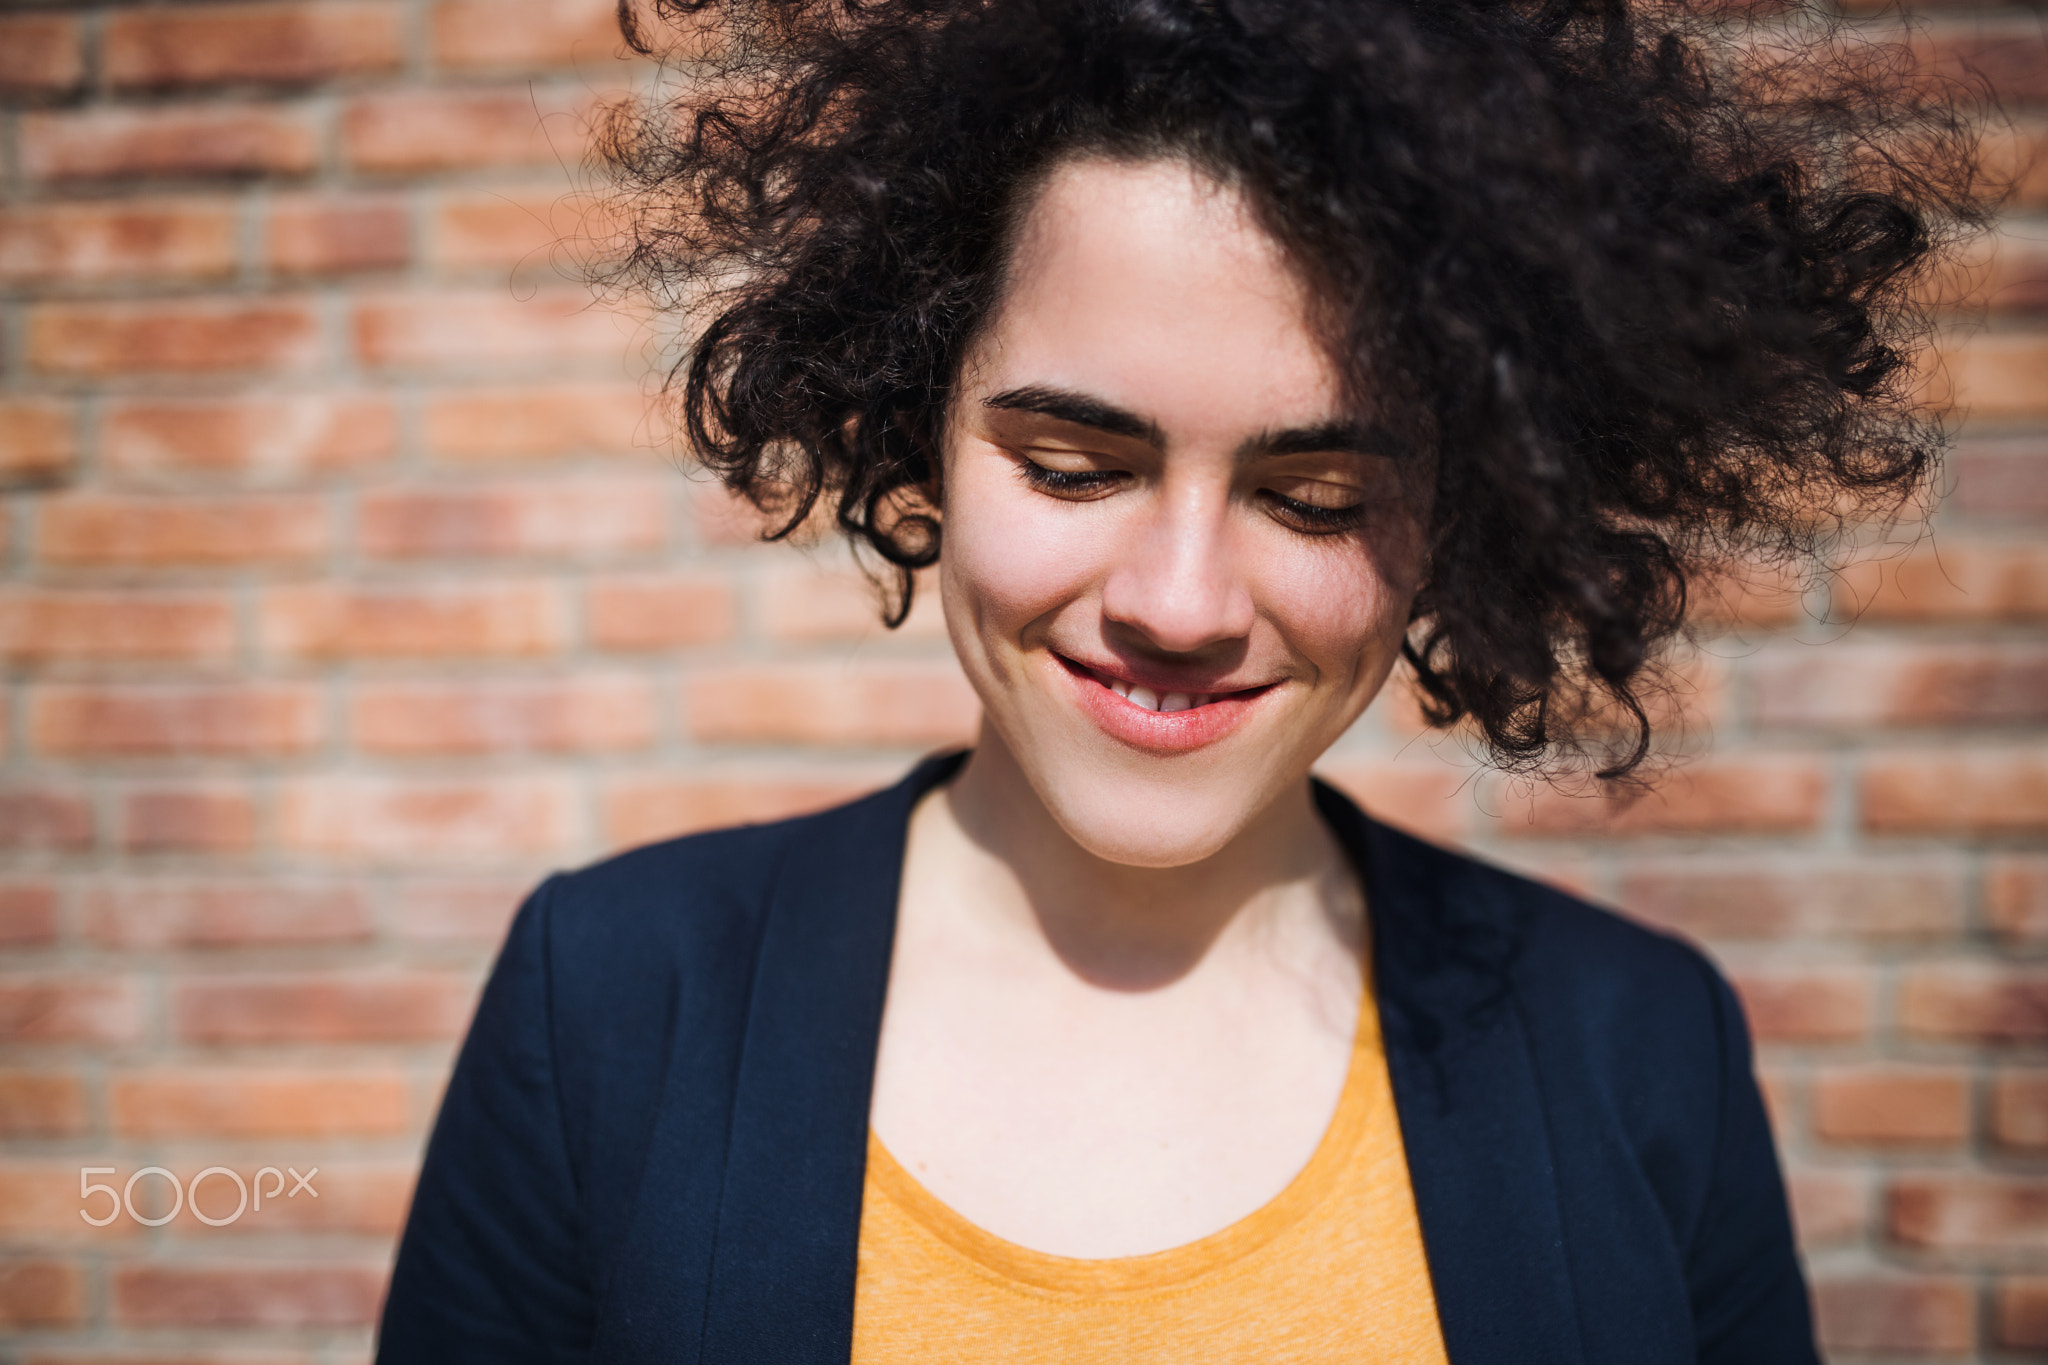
1812 1068 1970 1148
31 685 322 759
15 1354 310 1365
1635 668 1735 753
27 298 320 376
0 17 83 99
105 2 402 89
120 788 256 855
1841 0 2048 10
693 479 800 545
352 288 633 369
1786 1168 1868 1249
758 563 949 642
278 777 575 859
1991 856 2048 941
0 1163 140 1244
429 188 548 270
173 973 477 1043
358 479 667 558
2000 1277 2048 1349
20 106 320 182
392 876 531 942
110 1070 408 1138
267 195 409 274
1953 439 2048 522
1687 559 1809 630
1985 119 2048 209
1812 1275 1976 1355
1971 238 2048 315
344 89 593 173
1862 751 2048 835
0 1259 84 1327
585 574 737 650
354 675 655 754
0 885 59 946
0 978 143 1044
432 0 618 69
1925 229 2027 315
0 201 237 284
0 1072 88 1138
1618 862 1963 940
38 495 328 567
1504 757 1828 837
0 591 235 665
114 1263 384 1327
1835 539 2048 623
174 1159 414 1236
0 790 93 852
429 186 616 270
1902 966 2048 1042
82 882 371 948
1916 24 2048 106
261 582 562 660
1729 970 1872 1043
1890 1175 2048 1253
1312 763 1471 844
0 400 76 484
1933 332 2048 420
1758 1069 1794 1133
603 774 878 848
685 663 980 747
1993 1072 2048 1151
1753 643 2048 729
104 395 397 482
423 382 644 460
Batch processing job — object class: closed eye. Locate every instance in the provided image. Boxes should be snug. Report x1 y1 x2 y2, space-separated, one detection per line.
1260 489 1366 534
1014 457 1126 499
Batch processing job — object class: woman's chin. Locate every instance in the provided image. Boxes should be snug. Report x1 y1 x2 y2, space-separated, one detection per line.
1035 780 1266 871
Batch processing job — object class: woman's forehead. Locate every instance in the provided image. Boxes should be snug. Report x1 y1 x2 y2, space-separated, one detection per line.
973 156 1346 439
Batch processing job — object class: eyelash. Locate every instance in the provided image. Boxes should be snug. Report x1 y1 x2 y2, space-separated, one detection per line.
1012 458 1366 536
1014 462 1121 497
1262 491 1367 535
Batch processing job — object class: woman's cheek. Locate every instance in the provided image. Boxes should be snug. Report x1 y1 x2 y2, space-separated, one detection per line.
945 469 1113 639
1258 544 1407 690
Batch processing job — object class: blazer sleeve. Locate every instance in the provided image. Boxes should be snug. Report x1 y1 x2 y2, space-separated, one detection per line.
1687 967 1819 1365
377 876 595 1363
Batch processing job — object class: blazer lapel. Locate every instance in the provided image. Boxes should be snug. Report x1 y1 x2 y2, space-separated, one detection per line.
1316 782 1586 1365
668 760 1578 1365
696 752 963 1365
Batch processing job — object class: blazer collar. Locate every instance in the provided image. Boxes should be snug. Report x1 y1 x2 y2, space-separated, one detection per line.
1318 782 1587 1365
694 751 962 1364
691 755 1583 1365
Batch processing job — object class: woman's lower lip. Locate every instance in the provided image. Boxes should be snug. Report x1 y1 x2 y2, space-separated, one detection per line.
1051 655 1270 753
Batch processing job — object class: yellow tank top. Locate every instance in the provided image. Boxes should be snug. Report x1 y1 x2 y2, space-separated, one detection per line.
850 981 1449 1364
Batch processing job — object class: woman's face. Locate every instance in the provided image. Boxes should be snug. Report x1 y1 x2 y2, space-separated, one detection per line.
940 156 1428 868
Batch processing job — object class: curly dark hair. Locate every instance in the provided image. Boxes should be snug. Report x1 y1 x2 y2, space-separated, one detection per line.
595 0 1990 777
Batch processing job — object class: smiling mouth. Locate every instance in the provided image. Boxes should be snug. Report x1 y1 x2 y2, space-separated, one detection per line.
1056 653 1272 714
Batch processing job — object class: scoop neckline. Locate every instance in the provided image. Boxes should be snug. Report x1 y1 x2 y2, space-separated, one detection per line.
863 981 1383 1298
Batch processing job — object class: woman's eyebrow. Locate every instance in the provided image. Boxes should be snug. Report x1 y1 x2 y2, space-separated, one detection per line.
985 386 1390 462
983 386 1164 445
1245 421 1390 460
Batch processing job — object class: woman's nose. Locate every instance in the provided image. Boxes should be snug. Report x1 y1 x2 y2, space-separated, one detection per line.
1097 480 1257 654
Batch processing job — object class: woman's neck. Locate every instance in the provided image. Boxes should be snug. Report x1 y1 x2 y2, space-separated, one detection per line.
926 727 1363 994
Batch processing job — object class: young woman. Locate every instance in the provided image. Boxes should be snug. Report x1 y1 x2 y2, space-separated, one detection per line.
376 0 1984 1360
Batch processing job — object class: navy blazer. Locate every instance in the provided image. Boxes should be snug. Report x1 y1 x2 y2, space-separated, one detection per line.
377 752 1817 1364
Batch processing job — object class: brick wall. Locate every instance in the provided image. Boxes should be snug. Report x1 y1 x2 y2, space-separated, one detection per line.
0 1 2041 1360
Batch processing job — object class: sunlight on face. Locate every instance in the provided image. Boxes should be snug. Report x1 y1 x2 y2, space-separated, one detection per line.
940 157 1428 867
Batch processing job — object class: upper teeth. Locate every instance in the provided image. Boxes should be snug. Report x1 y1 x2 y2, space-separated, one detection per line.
1095 672 1210 713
